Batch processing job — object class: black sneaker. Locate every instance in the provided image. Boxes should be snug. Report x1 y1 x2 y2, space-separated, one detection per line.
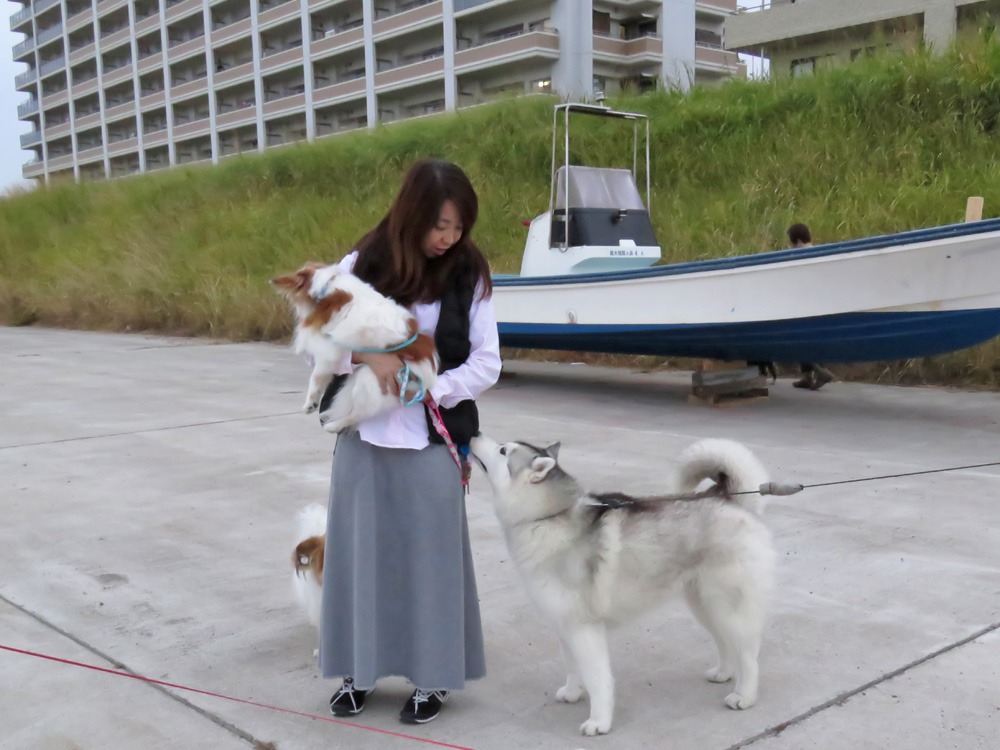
329 677 372 717
399 688 449 724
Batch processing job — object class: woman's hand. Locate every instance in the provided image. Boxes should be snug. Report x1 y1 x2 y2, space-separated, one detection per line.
354 352 403 396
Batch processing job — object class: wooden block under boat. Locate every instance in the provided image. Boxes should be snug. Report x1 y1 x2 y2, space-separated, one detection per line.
690 363 769 406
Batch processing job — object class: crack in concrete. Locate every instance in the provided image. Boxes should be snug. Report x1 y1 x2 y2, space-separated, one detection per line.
0 592 274 749
0 411 300 451
722 620 1000 750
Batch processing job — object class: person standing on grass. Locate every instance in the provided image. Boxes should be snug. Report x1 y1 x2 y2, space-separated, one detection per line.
318 159 501 724
787 223 835 390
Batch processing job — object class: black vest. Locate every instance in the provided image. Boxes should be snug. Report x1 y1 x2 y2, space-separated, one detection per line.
423 264 479 447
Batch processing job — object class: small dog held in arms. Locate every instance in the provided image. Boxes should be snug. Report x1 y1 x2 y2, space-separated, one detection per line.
270 263 439 433
469 435 776 736
291 503 328 631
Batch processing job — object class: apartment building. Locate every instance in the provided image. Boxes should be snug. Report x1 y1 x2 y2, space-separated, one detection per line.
727 0 1000 78
12 0 743 183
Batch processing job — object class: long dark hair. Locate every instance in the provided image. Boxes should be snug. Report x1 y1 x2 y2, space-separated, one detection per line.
351 159 493 306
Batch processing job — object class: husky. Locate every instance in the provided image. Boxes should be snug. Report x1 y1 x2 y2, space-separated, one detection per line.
469 434 775 736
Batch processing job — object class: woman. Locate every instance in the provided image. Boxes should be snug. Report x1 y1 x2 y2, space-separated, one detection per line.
318 159 501 724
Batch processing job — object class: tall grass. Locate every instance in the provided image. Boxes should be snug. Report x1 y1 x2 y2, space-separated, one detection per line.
3 35 1000 386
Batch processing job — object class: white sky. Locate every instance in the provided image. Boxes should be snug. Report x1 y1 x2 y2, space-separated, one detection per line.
0 1 768 195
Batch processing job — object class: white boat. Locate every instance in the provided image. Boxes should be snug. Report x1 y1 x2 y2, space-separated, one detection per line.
493 103 1000 363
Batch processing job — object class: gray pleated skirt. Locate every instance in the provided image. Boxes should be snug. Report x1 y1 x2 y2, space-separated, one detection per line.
317 429 486 691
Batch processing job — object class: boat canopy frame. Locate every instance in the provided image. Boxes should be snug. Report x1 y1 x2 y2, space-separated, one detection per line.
548 103 652 251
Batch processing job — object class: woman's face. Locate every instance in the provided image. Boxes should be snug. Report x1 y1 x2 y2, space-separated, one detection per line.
422 200 463 259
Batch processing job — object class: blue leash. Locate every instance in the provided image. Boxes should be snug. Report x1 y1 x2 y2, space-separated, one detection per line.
395 362 426 407
351 333 418 354
343 333 426 407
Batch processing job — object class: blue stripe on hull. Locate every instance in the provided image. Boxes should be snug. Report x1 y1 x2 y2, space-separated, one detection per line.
498 310 1000 363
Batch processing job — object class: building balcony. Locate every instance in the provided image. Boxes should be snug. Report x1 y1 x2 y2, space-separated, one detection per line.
46 121 73 139
105 100 137 122
165 0 202 23
17 97 39 117
172 117 212 139
103 62 135 86
216 104 258 129
138 54 164 74
212 17 252 47
139 90 167 110
257 0 298 31
77 145 105 164
172 75 209 99
696 0 737 17
375 55 444 91
260 46 304 74
67 11 94 33
35 0 60 15
143 129 170 148
102 26 133 52
13 35 35 60
39 56 68 78
311 25 365 59
23 160 46 179
42 88 70 108
135 14 160 36
49 152 76 171
73 77 100 97
454 30 559 73
69 42 98 65
372 0 442 40
75 111 102 129
312 76 366 106
695 43 741 71
36 23 64 49
20 130 42 148
262 91 305 117
168 35 208 63
214 60 255 87
107 136 139 157
15 67 37 89
10 5 32 32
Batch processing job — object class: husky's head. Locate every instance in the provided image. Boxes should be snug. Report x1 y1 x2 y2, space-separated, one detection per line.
471 433 581 526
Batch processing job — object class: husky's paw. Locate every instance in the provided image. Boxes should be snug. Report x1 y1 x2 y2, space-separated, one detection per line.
724 691 756 710
705 666 733 683
580 718 612 736
556 684 584 703
303 400 319 414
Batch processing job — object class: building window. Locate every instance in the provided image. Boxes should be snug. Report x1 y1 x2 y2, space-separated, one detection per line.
531 78 551 91
790 57 815 77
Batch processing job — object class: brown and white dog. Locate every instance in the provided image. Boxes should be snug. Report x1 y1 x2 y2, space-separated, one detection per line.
292 503 328 631
270 263 439 433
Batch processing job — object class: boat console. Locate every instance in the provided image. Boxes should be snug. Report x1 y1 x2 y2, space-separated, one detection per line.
519 104 662 276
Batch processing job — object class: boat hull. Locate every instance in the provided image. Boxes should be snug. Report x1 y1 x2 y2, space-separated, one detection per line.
499 310 1000 363
494 219 1000 363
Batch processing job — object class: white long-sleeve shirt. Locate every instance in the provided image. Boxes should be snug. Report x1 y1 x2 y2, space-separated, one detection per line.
328 251 502 450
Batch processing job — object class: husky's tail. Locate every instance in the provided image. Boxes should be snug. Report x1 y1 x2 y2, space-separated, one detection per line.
676 438 770 515
295 503 329 543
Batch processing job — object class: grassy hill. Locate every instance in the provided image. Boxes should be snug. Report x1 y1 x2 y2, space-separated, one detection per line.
3 34 1000 386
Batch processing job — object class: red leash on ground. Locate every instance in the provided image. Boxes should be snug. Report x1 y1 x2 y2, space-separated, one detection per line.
0 644 476 750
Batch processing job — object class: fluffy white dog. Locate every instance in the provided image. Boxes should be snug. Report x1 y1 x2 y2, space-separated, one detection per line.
270 263 439 432
470 435 776 736
291 503 328 631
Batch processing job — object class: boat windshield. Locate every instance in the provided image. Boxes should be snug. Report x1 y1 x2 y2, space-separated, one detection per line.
554 166 646 211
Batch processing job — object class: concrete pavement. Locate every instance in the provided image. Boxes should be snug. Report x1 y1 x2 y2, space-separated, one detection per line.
1 327 998 750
